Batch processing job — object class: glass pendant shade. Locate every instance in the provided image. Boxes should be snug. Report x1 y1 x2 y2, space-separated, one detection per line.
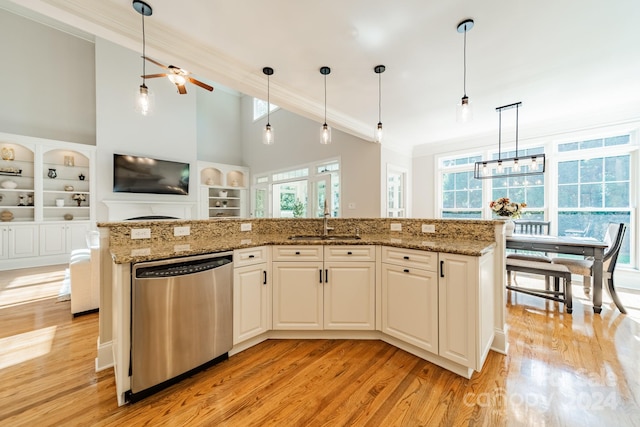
456 95 472 123
263 123 274 145
374 122 383 143
135 84 154 116
320 123 332 145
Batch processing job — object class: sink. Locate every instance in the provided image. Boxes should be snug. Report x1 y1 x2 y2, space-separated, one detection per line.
288 235 361 241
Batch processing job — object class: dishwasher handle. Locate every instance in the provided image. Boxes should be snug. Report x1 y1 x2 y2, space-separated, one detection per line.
135 255 232 279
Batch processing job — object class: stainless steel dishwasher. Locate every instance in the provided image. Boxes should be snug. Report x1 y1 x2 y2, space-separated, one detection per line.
129 252 233 401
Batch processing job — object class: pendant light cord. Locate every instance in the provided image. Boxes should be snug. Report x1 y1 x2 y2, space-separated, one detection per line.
324 74 327 124
498 109 502 160
267 73 270 125
463 27 467 97
141 6 146 86
378 71 382 123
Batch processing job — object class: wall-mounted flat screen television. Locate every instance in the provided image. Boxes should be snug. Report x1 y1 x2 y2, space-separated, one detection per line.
113 153 189 195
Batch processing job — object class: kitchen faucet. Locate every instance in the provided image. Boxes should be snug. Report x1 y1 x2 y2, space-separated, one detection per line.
323 200 334 236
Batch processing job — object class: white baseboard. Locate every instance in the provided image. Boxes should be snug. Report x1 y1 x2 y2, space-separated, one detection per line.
95 339 113 372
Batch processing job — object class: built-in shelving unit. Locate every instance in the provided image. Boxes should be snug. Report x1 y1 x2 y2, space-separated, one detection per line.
0 132 96 269
198 162 249 219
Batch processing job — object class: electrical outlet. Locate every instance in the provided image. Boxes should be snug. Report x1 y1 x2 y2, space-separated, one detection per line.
390 223 402 231
131 247 151 256
174 226 190 236
240 223 252 232
422 224 435 233
131 228 151 239
174 244 191 252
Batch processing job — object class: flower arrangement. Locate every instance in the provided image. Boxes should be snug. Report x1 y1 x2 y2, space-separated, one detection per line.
72 193 86 202
490 197 526 219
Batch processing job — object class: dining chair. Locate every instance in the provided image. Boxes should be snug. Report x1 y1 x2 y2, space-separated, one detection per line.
551 223 627 313
507 220 552 287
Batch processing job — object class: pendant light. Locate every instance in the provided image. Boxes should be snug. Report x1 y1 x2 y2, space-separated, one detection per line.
262 67 275 145
474 102 546 179
319 66 331 145
374 65 385 143
133 1 154 116
456 19 474 123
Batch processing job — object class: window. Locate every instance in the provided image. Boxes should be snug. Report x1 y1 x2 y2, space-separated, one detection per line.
253 98 279 121
439 154 483 219
252 159 341 219
387 166 407 217
491 147 545 220
557 135 632 264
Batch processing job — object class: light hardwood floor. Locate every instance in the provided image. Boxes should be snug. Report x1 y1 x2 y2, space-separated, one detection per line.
1 267 639 426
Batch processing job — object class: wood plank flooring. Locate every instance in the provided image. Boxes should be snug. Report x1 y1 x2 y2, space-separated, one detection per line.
1 269 640 426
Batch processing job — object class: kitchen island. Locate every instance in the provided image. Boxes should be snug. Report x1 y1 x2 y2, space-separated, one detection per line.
96 218 507 406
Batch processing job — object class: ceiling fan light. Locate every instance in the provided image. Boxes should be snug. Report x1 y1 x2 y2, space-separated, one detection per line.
168 74 186 86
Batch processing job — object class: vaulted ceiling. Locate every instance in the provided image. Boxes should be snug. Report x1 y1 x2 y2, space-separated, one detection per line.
3 0 640 153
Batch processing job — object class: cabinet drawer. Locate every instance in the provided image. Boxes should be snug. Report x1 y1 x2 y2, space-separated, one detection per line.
324 245 375 262
381 246 437 271
272 245 323 261
234 246 268 267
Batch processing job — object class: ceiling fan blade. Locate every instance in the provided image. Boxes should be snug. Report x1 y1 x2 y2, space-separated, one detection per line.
177 84 187 95
141 73 167 79
188 77 214 92
143 56 168 69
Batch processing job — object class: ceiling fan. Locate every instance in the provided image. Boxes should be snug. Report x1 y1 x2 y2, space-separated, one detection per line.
142 56 214 94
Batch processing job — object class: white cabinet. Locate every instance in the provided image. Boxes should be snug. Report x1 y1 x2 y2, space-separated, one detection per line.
40 222 90 256
323 246 375 330
198 162 249 219
438 252 494 371
381 247 439 353
0 142 35 222
272 245 376 331
0 225 39 259
233 247 271 344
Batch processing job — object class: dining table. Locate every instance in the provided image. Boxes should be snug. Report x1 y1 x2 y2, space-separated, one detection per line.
506 234 610 313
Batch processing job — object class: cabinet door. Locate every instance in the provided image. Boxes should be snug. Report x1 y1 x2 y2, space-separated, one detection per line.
40 224 67 255
233 263 270 344
9 225 38 258
272 261 323 330
0 227 7 259
324 261 375 330
438 253 478 368
66 223 90 251
381 262 438 353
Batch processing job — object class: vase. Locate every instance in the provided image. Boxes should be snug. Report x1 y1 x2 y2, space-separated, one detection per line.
504 219 515 237
76 200 82 207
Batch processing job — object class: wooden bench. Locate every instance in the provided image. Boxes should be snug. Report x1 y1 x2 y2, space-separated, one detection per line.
506 258 573 313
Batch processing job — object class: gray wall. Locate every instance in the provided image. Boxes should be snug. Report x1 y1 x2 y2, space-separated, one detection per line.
240 96 382 218
197 89 243 165
0 8 96 145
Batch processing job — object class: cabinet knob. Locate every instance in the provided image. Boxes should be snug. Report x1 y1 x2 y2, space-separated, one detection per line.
347 251 352 255
295 251 301 255
403 256 409 260
248 254 255 258
403 269 410 273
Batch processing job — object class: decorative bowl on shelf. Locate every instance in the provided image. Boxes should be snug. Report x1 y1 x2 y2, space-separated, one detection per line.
1 210 13 222
64 213 73 220
1 180 17 189
64 185 74 191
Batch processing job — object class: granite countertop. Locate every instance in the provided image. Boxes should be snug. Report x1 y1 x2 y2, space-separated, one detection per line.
107 233 496 264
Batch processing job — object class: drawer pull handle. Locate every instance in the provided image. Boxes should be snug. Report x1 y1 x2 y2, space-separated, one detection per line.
325 269 329 283
319 269 323 283
403 256 410 260
440 260 445 278
249 254 255 258
295 251 301 255
403 269 410 273
263 271 267 285
347 251 353 255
